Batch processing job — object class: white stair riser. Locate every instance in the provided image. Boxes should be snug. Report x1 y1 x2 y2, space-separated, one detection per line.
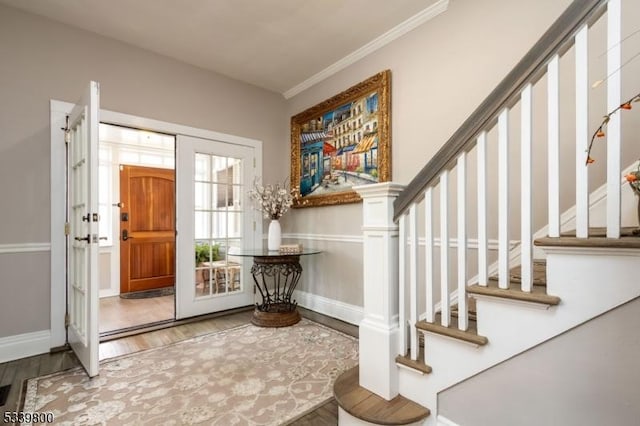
398 249 640 422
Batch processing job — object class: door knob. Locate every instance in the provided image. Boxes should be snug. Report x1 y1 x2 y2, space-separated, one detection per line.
122 230 133 241
74 235 90 242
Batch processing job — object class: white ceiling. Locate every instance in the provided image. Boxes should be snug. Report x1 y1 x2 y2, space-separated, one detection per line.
0 0 445 97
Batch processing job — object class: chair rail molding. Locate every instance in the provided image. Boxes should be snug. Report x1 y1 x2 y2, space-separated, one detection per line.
281 233 362 244
0 243 50 254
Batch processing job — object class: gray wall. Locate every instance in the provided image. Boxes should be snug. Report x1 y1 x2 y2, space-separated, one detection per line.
438 297 640 426
0 4 287 338
2 0 637 339
284 0 640 307
283 0 574 305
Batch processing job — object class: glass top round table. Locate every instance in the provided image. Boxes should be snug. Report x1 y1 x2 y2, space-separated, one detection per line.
229 248 321 327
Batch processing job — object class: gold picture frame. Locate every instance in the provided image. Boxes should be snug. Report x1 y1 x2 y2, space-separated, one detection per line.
291 70 391 208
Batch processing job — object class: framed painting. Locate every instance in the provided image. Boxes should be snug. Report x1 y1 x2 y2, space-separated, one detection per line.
290 70 391 208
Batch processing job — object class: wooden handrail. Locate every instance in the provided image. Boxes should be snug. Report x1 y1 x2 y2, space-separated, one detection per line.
393 0 607 222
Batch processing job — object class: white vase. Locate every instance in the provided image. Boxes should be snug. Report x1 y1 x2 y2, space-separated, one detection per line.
268 219 281 251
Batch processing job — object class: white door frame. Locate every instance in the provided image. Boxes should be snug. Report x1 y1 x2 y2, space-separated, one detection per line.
50 104 263 348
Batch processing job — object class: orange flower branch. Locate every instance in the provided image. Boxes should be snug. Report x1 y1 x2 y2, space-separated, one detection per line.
585 91 640 165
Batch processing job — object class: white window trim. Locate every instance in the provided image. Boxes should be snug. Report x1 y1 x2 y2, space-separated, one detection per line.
50 100 263 348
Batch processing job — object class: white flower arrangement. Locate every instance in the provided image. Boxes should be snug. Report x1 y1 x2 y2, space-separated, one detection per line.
247 178 303 220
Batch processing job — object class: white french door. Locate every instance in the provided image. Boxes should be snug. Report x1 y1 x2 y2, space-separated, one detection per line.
67 81 100 377
176 135 257 319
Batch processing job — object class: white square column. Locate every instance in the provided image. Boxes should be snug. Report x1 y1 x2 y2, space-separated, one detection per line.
354 182 405 400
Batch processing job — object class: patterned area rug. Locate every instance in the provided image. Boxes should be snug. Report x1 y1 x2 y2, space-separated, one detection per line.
21 319 358 425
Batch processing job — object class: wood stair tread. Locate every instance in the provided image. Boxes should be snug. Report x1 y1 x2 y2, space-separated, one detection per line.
488 260 547 286
416 315 488 346
334 366 430 425
536 227 640 249
467 280 560 305
395 345 432 375
452 297 477 320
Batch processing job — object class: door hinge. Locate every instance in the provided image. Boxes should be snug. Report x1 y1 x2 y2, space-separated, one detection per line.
253 157 256 168
253 221 256 231
64 223 70 236
62 115 70 145
64 313 70 328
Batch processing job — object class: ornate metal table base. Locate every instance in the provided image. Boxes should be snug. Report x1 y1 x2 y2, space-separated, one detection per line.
250 255 302 327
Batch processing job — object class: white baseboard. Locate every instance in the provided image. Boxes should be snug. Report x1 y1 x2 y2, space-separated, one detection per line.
99 288 120 298
0 330 51 363
293 290 363 325
438 415 461 426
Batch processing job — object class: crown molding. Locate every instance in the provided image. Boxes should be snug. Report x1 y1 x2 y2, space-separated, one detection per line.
282 0 449 99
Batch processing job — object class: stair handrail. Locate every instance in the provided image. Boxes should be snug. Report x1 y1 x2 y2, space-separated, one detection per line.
393 0 607 222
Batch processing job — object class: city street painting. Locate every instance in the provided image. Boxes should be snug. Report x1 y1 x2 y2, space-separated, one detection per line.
290 70 391 207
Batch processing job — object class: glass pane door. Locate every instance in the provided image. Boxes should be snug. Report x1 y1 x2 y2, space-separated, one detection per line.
194 153 244 298
176 135 257 319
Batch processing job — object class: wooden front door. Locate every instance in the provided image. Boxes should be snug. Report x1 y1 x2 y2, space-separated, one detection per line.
120 165 175 294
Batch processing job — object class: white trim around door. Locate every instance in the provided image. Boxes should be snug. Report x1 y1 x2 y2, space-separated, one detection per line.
51 101 263 348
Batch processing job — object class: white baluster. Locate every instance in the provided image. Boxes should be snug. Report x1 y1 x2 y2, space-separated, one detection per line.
521 85 533 293
398 214 407 356
607 0 622 238
498 109 510 290
440 170 450 327
457 153 468 330
477 132 488 287
548 54 561 238
409 204 419 360
425 188 434 323
575 25 589 238
424 188 433 368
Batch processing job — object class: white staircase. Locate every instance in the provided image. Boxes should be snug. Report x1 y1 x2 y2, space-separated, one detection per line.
336 0 640 424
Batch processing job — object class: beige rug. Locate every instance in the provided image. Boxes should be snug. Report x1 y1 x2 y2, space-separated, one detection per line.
21 319 358 425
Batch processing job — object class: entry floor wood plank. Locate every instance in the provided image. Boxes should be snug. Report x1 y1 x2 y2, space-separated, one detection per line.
99 294 175 333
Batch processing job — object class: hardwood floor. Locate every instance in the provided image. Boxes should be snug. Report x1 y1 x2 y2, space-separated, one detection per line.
0 307 357 425
99 294 175 333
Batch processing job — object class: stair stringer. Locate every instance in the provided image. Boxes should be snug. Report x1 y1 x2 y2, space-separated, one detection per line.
397 247 640 426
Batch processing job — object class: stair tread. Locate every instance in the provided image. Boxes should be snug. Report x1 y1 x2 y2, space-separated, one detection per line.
536 227 640 249
467 280 560 305
488 260 547 286
452 297 477 320
395 345 432 375
416 315 488 346
334 366 430 425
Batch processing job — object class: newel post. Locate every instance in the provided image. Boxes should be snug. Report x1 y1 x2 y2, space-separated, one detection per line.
353 182 405 400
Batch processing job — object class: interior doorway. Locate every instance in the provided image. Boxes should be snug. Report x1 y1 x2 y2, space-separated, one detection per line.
98 123 176 334
50 97 264 354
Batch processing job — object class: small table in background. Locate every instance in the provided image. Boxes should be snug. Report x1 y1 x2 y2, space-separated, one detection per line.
229 248 321 327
